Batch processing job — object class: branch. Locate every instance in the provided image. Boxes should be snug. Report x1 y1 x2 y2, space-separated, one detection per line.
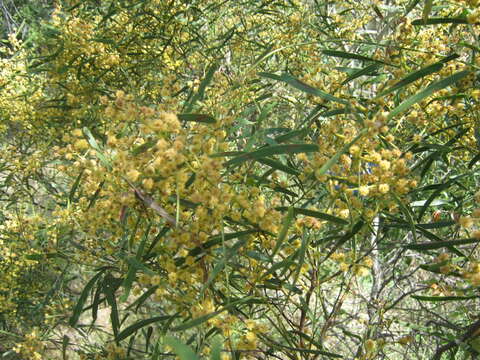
432 319 480 360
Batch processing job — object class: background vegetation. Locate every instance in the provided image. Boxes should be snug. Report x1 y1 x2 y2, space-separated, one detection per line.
0 0 479 359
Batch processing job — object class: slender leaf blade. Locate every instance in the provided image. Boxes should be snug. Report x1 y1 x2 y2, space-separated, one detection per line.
412 295 479 301
405 238 479 251
116 316 172 342
259 72 349 105
225 143 318 167
69 269 106 326
322 49 389 65
387 70 470 120
276 207 349 225
317 129 366 176
257 158 300 175
422 0 433 23
178 114 216 124
273 207 295 257
412 17 469 25
164 336 200 360
172 297 253 331
199 239 247 297
377 54 459 97
342 63 381 85
68 170 84 203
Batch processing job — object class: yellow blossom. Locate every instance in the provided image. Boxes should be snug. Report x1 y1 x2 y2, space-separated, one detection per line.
126 169 141 182
358 185 370 196
378 184 389 194
458 216 473 228
73 139 90 151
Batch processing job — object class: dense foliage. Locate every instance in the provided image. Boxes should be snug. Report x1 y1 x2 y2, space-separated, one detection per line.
1 0 480 359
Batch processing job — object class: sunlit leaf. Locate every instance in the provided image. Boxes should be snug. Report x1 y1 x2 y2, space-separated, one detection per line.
164 336 200 360
387 70 470 120
225 143 318 167
259 72 349 105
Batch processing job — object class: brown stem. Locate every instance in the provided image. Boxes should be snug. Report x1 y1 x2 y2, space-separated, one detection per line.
298 270 317 351
432 319 480 360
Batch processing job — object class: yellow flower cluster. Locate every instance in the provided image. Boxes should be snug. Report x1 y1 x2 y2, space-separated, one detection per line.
13 328 45 360
1 0 480 357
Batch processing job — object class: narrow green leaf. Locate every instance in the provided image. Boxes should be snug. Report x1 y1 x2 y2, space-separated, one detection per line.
69 269 105 326
116 316 172 342
282 282 303 294
416 176 464 221
276 207 349 225
246 250 270 262
419 260 456 274
273 207 295 258
387 70 470 120
460 42 480 52
469 152 480 169
269 341 343 358
136 224 151 259
414 226 452 244
224 143 318 167
104 276 120 339
198 63 218 100
412 17 469 25
291 231 308 287
68 170 84 203
124 256 156 276
342 63 381 85
131 140 156 156
62 335 69 360
164 336 200 360
325 220 364 260
405 238 479 251
120 265 138 303
257 158 300 175
391 193 417 243
210 151 245 158
185 62 219 112
263 257 296 278
83 127 112 169
91 285 102 324
377 54 459 97
270 184 298 197
82 127 101 151
385 216 465 257
188 230 259 258
199 239 247 297
144 327 153 354
412 295 479 301
322 49 389 65
210 340 222 360
316 129 366 176
87 181 104 210
405 0 421 14
321 108 352 117
386 220 455 229
178 114 216 124
274 129 309 143
125 286 157 313
336 66 363 74
172 297 253 331
422 0 433 23
259 72 349 105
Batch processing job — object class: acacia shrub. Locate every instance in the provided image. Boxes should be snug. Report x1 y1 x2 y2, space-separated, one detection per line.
0 0 479 359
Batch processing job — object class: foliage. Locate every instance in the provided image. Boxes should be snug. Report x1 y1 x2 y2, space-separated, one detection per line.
0 0 480 359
